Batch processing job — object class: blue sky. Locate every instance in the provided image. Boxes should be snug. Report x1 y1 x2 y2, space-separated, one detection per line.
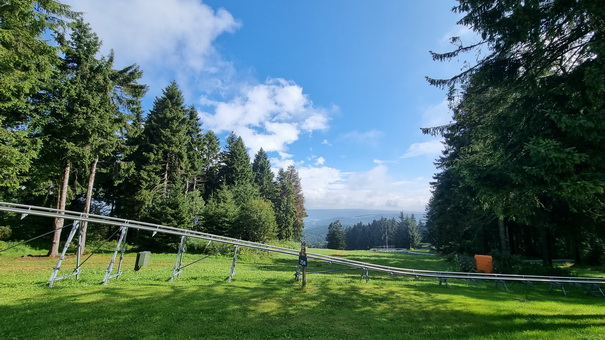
63 0 475 212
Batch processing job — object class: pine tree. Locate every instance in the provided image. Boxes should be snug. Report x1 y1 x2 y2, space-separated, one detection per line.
128 82 199 233
275 168 297 240
40 18 145 256
285 165 307 240
252 148 276 202
0 0 74 191
326 220 346 250
220 132 254 187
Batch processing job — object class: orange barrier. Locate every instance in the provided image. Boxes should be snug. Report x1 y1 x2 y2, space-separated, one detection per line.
474 254 493 273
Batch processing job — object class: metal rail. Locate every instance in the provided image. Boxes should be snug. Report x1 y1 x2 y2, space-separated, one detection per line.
1 202 604 292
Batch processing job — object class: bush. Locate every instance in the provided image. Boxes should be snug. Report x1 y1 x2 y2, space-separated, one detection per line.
0 226 12 240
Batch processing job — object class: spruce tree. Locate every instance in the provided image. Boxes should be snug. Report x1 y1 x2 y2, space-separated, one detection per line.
326 220 346 250
252 148 276 202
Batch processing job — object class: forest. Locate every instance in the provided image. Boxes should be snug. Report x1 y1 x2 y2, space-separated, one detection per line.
0 1 306 255
324 213 424 251
423 0 605 267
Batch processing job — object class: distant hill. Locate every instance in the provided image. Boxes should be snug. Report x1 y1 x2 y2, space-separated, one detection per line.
302 209 424 247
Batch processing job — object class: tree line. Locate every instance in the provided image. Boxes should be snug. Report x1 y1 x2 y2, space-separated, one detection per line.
424 0 605 266
0 1 306 255
325 213 424 250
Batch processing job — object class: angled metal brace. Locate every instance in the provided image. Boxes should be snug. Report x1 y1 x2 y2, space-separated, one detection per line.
49 221 81 288
228 245 239 282
170 236 187 282
495 279 509 292
103 227 128 285
360 268 369 284
549 281 566 296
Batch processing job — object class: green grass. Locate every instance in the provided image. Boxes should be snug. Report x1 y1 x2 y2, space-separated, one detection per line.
1 247 605 339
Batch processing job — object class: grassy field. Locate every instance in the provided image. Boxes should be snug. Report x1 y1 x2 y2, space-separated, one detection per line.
1 245 605 339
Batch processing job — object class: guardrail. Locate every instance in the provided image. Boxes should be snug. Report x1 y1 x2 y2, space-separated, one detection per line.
1 202 604 295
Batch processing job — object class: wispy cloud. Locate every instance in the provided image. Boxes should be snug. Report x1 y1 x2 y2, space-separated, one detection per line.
339 129 383 146
421 99 452 128
402 140 444 159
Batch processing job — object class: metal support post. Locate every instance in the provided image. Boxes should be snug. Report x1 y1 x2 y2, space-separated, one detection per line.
170 236 187 282
438 277 450 288
549 281 566 296
228 245 238 282
361 268 369 284
495 280 509 292
75 229 82 280
103 227 128 285
49 221 81 288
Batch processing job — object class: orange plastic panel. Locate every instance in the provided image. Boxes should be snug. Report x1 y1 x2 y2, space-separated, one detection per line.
474 254 493 273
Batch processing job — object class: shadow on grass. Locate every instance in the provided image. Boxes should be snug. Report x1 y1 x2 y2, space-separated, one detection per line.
2 276 605 339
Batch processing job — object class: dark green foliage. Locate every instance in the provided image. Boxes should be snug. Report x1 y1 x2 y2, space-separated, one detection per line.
326 220 346 250
201 186 239 237
252 148 276 202
425 0 605 266
238 198 277 242
221 132 253 187
344 213 422 250
0 0 74 190
274 168 297 240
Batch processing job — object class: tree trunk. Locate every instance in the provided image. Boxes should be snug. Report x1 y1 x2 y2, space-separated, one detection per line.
79 156 98 256
541 226 553 268
498 218 509 255
48 160 71 257
163 161 169 194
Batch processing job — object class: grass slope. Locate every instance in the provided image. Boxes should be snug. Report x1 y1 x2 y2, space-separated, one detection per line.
1 248 605 339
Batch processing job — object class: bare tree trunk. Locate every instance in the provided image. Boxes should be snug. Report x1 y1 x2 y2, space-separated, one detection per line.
80 156 98 256
163 161 169 195
48 160 71 257
498 217 509 255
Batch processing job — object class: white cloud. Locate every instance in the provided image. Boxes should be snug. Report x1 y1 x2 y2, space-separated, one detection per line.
199 78 331 154
321 139 332 146
402 140 444 159
315 157 325 166
299 164 430 212
64 0 240 96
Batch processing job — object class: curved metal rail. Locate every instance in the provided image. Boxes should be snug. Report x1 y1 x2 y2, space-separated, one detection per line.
1 202 604 292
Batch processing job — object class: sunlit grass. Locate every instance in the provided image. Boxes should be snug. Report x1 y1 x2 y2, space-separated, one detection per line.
1 247 605 339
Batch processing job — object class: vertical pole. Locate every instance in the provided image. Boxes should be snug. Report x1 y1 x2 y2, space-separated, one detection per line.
228 245 238 282
301 242 307 287
49 222 80 288
170 236 186 282
115 230 128 279
75 223 82 280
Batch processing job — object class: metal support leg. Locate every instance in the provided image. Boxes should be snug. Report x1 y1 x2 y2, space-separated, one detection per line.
170 236 186 282
549 282 566 296
75 229 82 280
228 245 238 282
438 277 450 288
103 227 128 285
495 280 509 292
49 222 81 288
361 268 369 284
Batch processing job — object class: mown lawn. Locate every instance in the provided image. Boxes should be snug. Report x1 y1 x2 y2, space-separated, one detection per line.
1 247 605 339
